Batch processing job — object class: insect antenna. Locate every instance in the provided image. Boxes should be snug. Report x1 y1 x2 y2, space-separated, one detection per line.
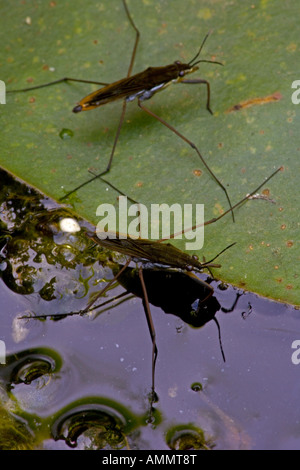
202 242 236 267
188 31 223 68
191 58 223 67
188 32 211 65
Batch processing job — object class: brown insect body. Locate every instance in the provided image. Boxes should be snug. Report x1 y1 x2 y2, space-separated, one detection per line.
7 1 229 213
73 62 198 113
85 230 220 272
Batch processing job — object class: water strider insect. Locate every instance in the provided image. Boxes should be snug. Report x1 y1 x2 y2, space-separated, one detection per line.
22 167 281 414
8 0 234 218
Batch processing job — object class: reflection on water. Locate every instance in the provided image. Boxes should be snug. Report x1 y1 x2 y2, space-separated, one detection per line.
1 347 146 449
0 168 217 449
0 168 299 450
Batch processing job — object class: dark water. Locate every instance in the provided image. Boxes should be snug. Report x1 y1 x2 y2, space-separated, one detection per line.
0 168 299 450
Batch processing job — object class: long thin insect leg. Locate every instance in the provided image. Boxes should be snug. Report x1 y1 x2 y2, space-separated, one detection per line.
104 99 128 173
19 258 133 321
21 282 133 323
91 292 134 312
213 317 226 362
85 257 132 311
138 99 235 222
59 99 128 201
221 292 242 313
122 0 140 77
87 170 140 205
138 266 158 408
160 166 282 242
60 0 140 201
184 166 282 237
212 292 243 362
179 78 212 114
87 170 142 236
7 78 109 93
197 282 214 304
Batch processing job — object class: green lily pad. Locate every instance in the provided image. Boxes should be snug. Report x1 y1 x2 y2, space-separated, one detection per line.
1 0 299 305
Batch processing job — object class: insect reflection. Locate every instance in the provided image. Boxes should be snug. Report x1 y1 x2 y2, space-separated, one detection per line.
23 167 281 418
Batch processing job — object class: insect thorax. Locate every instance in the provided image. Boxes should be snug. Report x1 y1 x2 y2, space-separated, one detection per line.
125 62 195 102
126 83 166 102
